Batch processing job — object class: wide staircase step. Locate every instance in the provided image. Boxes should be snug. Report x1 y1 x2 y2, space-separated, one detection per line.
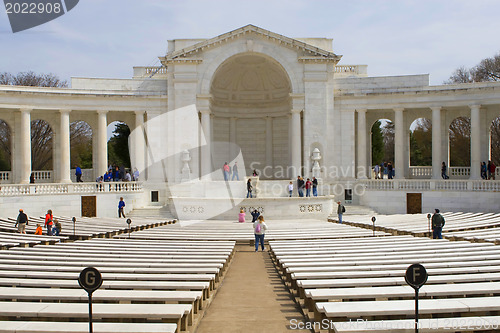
331 205 377 217
127 206 174 219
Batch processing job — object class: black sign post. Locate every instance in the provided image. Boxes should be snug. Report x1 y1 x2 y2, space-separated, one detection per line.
405 264 428 333
371 216 376 236
72 217 76 239
78 267 103 333
427 213 432 237
126 218 132 239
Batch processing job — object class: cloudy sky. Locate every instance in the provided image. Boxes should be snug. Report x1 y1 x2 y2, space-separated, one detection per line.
1 0 499 85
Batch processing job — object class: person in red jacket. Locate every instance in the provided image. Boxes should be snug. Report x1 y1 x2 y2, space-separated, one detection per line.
45 209 53 236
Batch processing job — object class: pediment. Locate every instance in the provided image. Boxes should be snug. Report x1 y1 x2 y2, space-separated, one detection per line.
162 24 342 64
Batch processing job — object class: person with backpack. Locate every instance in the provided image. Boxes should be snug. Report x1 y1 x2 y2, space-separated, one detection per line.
45 209 53 236
253 215 268 252
337 201 345 224
431 208 445 239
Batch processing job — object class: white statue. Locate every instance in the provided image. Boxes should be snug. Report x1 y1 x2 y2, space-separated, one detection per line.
181 150 191 181
312 148 321 178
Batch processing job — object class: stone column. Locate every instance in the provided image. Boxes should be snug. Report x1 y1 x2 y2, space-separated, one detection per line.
19 108 32 184
265 116 273 174
134 111 146 177
290 109 302 177
394 108 405 179
58 109 71 183
96 110 108 179
200 109 212 180
431 107 442 179
357 109 367 179
470 104 481 179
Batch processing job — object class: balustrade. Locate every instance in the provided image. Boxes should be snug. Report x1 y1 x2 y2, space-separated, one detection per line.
0 182 143 196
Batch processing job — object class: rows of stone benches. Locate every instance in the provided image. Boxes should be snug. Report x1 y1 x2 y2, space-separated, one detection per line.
114 219 389 244
0 237 235 333
269 235 500 333
0 216 176 249
342 212 500 240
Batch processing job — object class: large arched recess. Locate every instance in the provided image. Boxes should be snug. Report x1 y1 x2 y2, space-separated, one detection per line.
209 53 292 179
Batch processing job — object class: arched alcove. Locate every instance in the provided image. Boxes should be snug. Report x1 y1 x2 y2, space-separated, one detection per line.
209 53 292 179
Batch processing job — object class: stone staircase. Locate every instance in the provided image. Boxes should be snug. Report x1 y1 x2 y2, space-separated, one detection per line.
332 205 378 217
127 206 175 219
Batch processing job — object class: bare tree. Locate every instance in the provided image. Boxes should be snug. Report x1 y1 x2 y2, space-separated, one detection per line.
445 52 500 166
0 72 74 171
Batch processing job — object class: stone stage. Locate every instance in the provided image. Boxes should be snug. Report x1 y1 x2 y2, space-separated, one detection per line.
168 196 335 221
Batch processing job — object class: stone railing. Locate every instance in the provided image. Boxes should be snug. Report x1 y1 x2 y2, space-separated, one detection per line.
449 167 470 178
359 179 500 192
334 65 368 77
409 166 432 179
0 171 11 181
133 66 167 78
0 182 143 196
33 170 52 183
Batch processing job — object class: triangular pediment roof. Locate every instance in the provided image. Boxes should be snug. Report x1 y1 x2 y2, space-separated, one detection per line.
164 24 342 62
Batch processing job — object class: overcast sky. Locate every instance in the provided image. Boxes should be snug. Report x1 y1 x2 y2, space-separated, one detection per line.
1 0 499 86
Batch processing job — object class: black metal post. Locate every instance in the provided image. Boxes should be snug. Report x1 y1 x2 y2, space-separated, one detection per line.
88 292 93 333
415 288 419 333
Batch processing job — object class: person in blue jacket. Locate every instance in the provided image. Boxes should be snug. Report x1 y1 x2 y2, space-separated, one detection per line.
118 197 126 218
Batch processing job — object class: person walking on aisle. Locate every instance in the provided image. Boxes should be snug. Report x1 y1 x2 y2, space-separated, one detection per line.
254 215 268 252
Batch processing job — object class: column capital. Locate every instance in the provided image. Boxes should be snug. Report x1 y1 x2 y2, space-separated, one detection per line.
430 106 442 112
134 110 146 116
356 108 367 114
393 107 405 113
96 110 108 115
199 109 211 115
19 107 32 114
291 109 302 115
59 109 71 115
469 104 481 111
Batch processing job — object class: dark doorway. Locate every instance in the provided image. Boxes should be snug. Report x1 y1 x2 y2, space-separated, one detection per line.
81 196 96 217
406 193 422 214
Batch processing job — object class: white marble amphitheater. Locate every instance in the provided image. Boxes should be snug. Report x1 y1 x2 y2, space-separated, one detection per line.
4 23 500 333
0 24 499 219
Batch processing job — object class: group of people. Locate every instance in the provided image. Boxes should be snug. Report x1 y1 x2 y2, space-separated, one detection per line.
98 166 140 183
373 162 394 179
14 209 61 236
238 208 261 223
481 160 497 180
294 176 318 197
223 162 240 181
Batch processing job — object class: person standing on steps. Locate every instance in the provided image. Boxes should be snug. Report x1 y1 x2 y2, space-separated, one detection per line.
251 209 260 223
312 177 318 197
254 215 268 252
45 209 53 236
232 162 239 181
246 178 253 198
15 209 28 234
432 208 445 239
337 201 345 224
118 197 126 218
288 181 293 197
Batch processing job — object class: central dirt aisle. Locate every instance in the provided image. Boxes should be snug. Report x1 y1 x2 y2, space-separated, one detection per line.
196 245 312 333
